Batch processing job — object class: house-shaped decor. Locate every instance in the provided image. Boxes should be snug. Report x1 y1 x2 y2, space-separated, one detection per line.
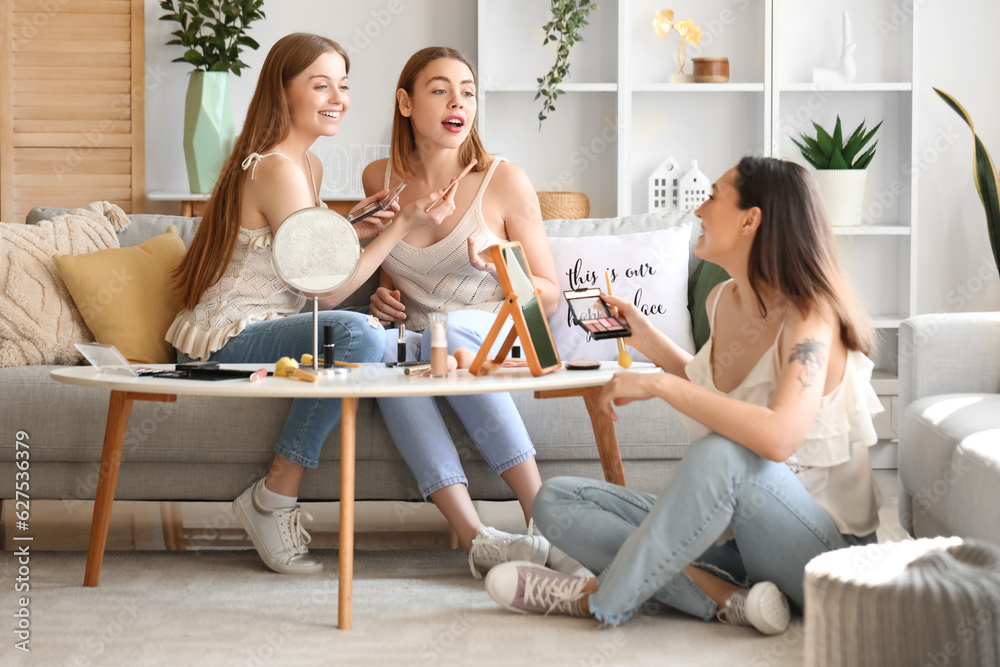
648 156 681 213
677 160 710 210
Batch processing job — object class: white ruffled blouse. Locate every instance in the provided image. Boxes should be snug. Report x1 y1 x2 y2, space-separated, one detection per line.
165 226 306 361
681 281 883 537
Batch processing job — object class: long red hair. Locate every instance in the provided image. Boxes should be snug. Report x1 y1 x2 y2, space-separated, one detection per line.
173 33 350 310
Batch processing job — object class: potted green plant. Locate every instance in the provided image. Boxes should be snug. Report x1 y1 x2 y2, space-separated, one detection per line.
791 116 881 226
934 88 1000 277
159 0 266 193
536 0 598 129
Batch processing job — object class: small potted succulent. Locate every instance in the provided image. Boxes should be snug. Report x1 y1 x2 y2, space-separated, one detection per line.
159 0 266 193
792 116 881 226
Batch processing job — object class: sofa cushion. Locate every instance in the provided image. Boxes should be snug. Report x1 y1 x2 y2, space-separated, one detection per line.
27 207 200 249
688 260 730 351
1 202 131 367
54 226 187 363
900 393 1000 493
547 222 695 362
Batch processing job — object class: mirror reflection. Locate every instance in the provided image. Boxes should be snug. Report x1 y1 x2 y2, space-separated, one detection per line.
272 207 360 296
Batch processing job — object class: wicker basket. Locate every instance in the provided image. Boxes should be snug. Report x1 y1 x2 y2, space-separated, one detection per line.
537 191 590 220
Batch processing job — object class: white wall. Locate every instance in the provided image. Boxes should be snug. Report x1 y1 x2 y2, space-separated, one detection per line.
143 0 1000 314
913 0 1000 314
144 0 475 200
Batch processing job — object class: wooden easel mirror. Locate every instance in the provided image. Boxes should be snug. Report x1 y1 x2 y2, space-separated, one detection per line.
469 241 561 377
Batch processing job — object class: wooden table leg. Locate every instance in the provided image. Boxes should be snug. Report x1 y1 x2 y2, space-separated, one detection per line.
535 386 626 487
84 391 176 587
339 396 357 630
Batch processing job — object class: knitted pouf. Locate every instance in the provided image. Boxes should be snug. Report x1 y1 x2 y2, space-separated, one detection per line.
804 537 1000 667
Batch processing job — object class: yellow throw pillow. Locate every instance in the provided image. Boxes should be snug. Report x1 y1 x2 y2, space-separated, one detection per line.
54 226 187 364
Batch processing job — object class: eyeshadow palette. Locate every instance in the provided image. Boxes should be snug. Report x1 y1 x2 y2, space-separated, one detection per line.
563 289 632 340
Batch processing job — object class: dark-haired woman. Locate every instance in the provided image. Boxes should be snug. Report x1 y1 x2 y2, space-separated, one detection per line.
167 33 457 576
485 157 883 635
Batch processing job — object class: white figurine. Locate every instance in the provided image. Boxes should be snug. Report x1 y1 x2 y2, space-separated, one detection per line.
677 160 710 210
812 12 857 85
648 156 682 213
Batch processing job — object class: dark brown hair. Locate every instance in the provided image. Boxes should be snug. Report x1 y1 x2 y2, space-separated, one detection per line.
173 33 350 310
735 156 875 354
390 46 491 178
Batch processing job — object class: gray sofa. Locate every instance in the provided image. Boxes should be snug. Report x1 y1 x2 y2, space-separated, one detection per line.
898 313 1000 543
0 209 702 507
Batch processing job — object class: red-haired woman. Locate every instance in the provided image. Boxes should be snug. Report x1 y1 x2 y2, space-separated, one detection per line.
168 33 457 576
360 47 583 579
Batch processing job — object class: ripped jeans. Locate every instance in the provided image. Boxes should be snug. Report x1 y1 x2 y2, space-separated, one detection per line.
532 433 877 625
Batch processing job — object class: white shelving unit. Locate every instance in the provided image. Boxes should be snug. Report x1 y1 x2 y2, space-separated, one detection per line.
477 0 917 375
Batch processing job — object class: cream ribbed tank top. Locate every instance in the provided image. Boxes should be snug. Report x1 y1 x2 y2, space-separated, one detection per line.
165 152 323 360
381 157 507 332
681 280 884 537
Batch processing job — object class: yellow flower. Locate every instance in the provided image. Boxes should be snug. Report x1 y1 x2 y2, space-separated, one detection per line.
674 19 702 45
653 9 674 38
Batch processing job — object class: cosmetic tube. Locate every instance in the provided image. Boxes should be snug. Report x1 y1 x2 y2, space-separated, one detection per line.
429 312 448 377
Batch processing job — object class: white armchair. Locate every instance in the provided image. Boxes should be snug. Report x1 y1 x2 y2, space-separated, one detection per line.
898 313 1000 543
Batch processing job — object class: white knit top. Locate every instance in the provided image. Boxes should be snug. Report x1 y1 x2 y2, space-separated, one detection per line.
681 280 884 537
381 157 507 332
165 152 323 360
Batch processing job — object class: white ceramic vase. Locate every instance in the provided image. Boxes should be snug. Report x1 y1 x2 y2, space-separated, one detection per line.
811 169 868 227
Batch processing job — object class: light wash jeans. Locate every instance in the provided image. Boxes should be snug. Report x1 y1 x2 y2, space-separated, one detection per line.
532 433 878 625
378 309 535 498
177 310 385 468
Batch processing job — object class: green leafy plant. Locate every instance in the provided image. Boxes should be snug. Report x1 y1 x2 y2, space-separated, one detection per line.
792 116 882 170
935 88 1000 276
159 0 266 76
535 0 598 129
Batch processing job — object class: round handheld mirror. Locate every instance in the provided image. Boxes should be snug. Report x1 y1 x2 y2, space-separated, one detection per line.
272 207 361 374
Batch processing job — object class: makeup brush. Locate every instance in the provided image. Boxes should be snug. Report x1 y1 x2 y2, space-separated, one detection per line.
425 159 477 213
604 271 632 369
275 357 318 382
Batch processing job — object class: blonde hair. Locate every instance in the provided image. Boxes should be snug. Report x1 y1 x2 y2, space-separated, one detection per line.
390 46 491 178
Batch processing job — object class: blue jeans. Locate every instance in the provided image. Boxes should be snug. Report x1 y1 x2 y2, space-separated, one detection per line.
532 433 878 625
378 310 535 498
177 311 385 468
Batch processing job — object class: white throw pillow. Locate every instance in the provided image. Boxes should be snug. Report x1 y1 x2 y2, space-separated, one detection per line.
546 221 695 363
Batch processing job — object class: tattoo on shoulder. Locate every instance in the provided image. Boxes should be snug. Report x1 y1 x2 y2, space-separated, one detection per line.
789 338 826 391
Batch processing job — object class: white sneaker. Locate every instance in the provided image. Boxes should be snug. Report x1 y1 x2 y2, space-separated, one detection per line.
528 519 594 578
485 560 591 617
468 526 550 579
233 479 322 575
716 581 791 635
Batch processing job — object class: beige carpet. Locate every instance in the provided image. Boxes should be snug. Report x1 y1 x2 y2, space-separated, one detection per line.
1 548 806 667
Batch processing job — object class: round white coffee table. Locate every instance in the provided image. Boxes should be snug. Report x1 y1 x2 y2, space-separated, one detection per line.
51 361 654 629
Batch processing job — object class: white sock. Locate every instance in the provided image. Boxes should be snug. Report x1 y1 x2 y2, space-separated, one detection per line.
258 480 297 510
